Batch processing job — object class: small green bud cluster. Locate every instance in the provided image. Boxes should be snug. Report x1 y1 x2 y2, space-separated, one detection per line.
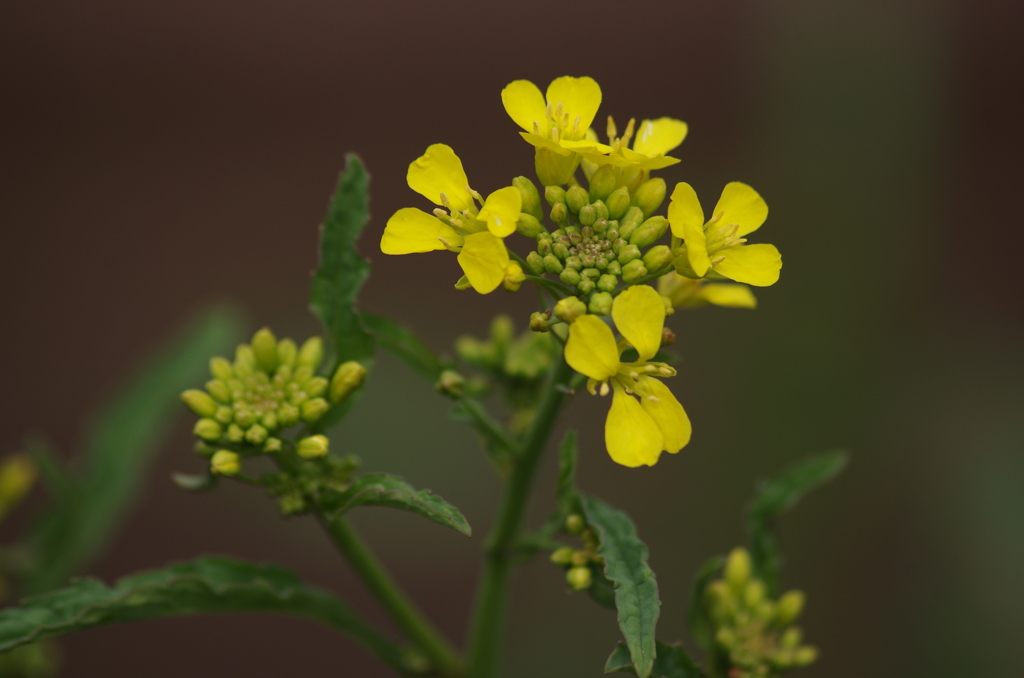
550 513 603 592
525 175 674 313
705 548 819 677
456 315 554 383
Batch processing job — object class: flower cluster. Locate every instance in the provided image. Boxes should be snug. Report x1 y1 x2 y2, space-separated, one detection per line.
380 76 782 467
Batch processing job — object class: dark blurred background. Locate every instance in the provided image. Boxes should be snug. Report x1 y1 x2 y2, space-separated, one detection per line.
2 0 1022 675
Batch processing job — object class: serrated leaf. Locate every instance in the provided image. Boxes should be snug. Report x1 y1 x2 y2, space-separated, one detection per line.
319 474 471 536
24 307 244 595
556 429 582 517
605 641 634 673
0 557 411 672
748 450 848 592
309 154 375 372
362 312 444 381
686 555 724 653
605 640 700 678
584 496 660 678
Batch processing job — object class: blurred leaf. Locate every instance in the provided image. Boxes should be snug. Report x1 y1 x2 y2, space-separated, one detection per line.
748 450 848 592
584 496 660 678
309 154 375 372
363 312 444 381
605 640 701 678
23 307 243 595
686 555 724 653
0 557 412 673
556 429 582 517
319 474 471 537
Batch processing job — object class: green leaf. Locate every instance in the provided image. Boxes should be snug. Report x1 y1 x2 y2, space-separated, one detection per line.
23 307 244 595
584 496 660 678
319 474 471 537
605 640 701 678
309 154 375 373
686 555 724 653
362 312 444 381
0 557 414 674
450 398 517 471
748 450 848 592
556 429 582 517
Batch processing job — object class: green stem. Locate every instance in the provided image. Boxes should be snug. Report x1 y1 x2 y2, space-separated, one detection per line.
318 512 462 677
465 353 575 678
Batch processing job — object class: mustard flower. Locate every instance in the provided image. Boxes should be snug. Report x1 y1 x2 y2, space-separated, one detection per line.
668 182 782 287
659 271 757 310
564 285 691 467
381 144 522 293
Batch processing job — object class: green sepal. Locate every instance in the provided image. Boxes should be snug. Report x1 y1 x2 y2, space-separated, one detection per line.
605 640 701 678
318 474 471 537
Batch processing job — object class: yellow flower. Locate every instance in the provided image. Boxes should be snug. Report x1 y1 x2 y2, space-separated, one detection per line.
564 285 691 467
501 76 602 185
380 144 522 293
668 182 782 287
658 271 757 310
571 116 688 174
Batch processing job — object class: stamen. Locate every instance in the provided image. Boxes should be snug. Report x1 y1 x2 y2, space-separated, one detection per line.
572 115 581 134
551 126 560 143
606 115 617 141
432 208 448 219
439 192 451 209
533 120 541 135
599 382 610 396
621 118 636 146
555 101 564 119
438 237 461 252
710 255 726 265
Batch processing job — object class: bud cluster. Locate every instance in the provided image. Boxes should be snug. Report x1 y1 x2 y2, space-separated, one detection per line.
705 548 819 677
549 513 603 592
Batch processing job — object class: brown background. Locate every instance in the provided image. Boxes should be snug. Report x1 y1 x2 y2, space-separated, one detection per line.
2 0 1023 676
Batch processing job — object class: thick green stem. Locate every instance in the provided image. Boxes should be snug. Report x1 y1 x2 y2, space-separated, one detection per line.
319 513 462 677
465 354 574 678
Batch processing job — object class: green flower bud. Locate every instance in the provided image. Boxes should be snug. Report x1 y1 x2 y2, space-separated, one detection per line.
605 186 631 220
632 177 667 217
570 550 590 567
542 254 564 275
588 164 617 202
210 357 234 381
554 297 587 324
629 216 670 249
245 424 268 445
780 627 802 650
715 627 737 649
744 579 766 608
588 292 613 315
193 418 222 441
565 255 582 271
525 251 545 275
577 204 595 226
775 590 805 626
261 411 278 430
565 185 588 214
435 370 465 396
297 434 330 459
297 336 324 371
565 514 586 534
597 274 618 293
305 376 329 398
581 267 601 280
226 423 244 443
566 566 592 591
214 405 233 424
621 260 648 284
277 339 298 368
619 218 640 242
181 389 218 418
210 450 241 476
621 206 644 229
549 202 567 224
553 242 570 260
330 361 367 403
544 184 566 207
793 646 818 666
559 268 582 286
251 328 278 373
592 200 609 221
234 408 257 428
550 547 575 566
592 218 609 235
300 398 330 423
233 359 254 379
642 245 674 273
513 176 543 220
617 244 641 265
725 547 752 594
263 437 283 453
235 343 256 367
277 403 300 427
516 212 544 238
606 261 622 276
0 455 36 517
204 379 231 404
529 311 550 333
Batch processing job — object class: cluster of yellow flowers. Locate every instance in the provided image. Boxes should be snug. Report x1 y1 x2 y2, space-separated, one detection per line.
381 76 782 468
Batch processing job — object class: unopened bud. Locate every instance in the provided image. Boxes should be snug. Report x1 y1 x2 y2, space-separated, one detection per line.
210 450 241 476
435 370 465 396
578 204 596 226
588 164 617 202
297 336 324 371
516 212 544 238
566 185 588 214
597 274 618 294
235 343 256 367
775 590 805 626
588 292 613 316
513 176 543 220
793 646 818 666
560 268 582 286
550 547 575 566
592 200 609 221
503 261 526 292
661 327 675 346
642 244 673 273
529 311 550 333
245 424 268 444
725 547 752 593
330 362 366 404
549 202 567 224
301 398 330 423
234 408 257 428
0 454 36 516
629 216 670 248
182 390 218 418
544 184 567 207
261 411 278 430
606 261 622 276
251 328 279 373
571 550 590 567
565 514 586 534
277 338 297 368
263 437 283 453
605 186 631 220
617 244 641 266
577 278 595 294
205 379 232 403
277 403 300 427
214 406 232 424
525 251 546 275
210 357 234 381
305 376 329 398
744 579 766 608
780 627 802 649
226 423 244 443
297 434 330 459
632 177 667 217
454 275 473 290
542 254 564 275
621 259 648 284
193 418 223 441
554 297 587 324
566 566 592 591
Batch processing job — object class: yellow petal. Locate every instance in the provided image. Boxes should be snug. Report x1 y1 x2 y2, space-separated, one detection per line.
502 80 547 134
457 232 509 294
534 146 580 186
612 285 665 363
407 144 473 212
565 315 621 381
632 118 688 157
381 208 462 254
713 244 782 287
605 384 663 467
712 182 768 237
560 138 613 155
477 186 522 238
667 183 710 277
519 132 573 155
698 283 758 308
545 76 602 139
620 147 681 170
637 376 691 454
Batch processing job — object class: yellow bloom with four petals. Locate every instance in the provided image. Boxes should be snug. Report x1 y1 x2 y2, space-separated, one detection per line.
564 285 691 467
668 182 782 287
381 144 522 293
